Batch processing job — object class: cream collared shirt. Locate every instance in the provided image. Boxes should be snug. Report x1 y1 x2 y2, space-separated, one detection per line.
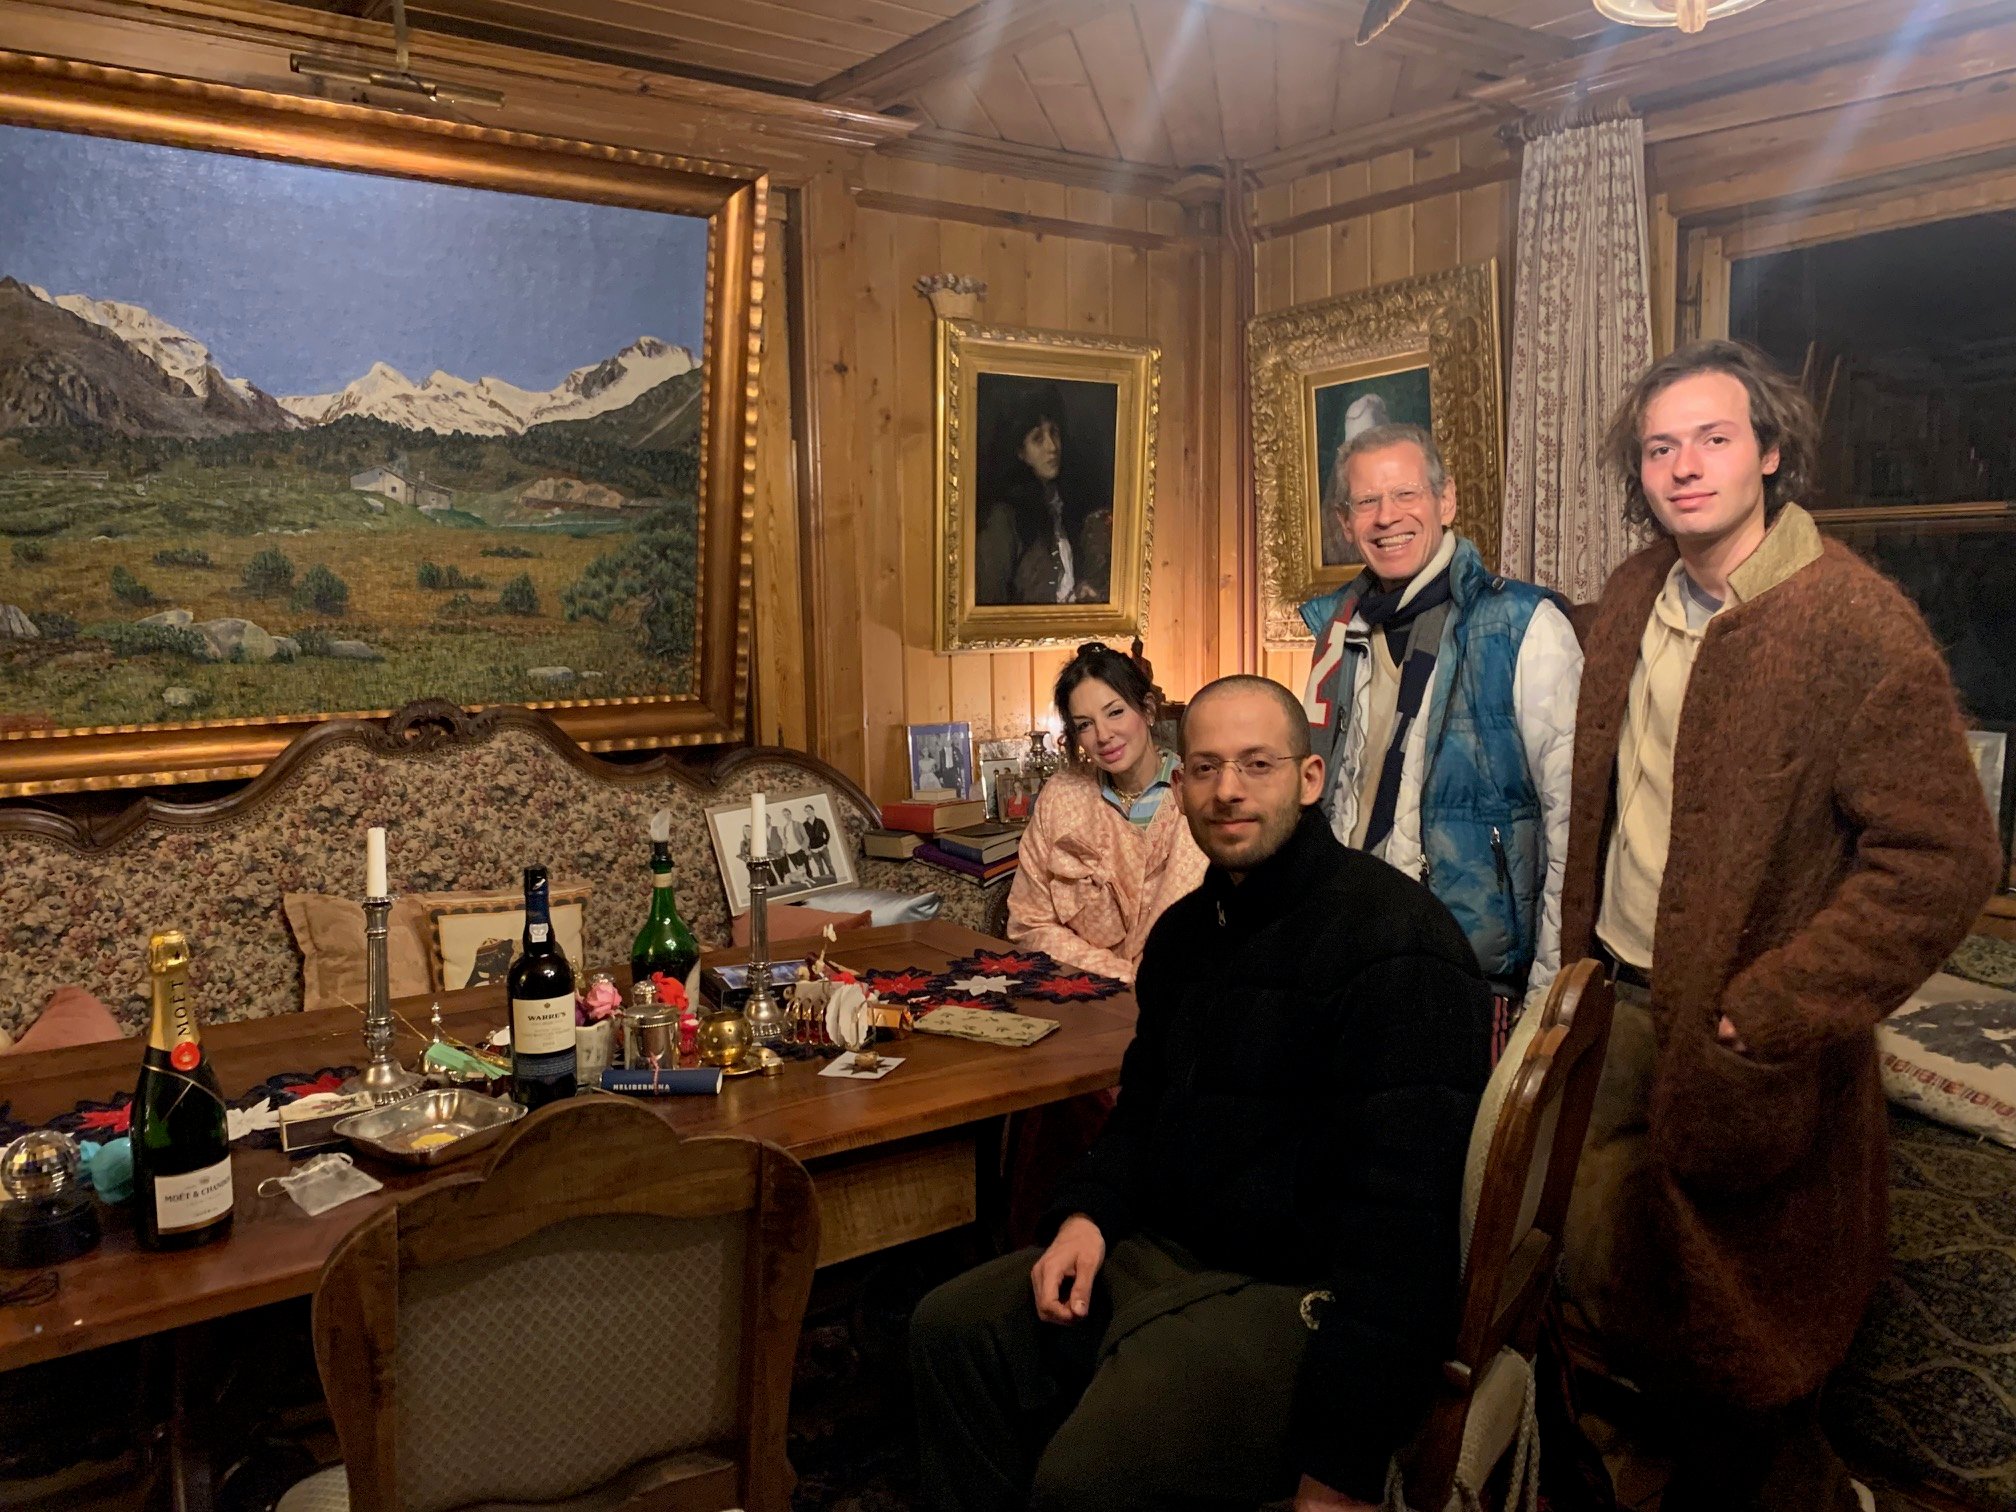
1595 505 1824 971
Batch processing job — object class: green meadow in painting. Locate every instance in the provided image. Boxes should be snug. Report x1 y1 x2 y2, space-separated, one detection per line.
0 123 710 731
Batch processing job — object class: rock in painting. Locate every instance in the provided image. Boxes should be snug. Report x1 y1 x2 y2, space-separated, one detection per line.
0 603 39 639
195 617 278 663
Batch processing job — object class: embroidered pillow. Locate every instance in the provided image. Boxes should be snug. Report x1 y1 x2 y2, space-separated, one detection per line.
1877 972 2016 1150
420 883 592 992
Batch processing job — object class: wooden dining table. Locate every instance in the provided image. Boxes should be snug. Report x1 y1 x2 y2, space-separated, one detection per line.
0 920 1137 1378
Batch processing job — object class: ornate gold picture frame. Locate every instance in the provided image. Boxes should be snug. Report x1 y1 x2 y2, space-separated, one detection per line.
0 52 763 795
934 319 1159 653
1249 262 1503 647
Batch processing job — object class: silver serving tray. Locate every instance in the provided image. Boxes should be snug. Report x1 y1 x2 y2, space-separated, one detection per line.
334 1088 525 1168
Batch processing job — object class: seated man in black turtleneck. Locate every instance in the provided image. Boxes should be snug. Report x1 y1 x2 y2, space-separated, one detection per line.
911 675 1492 1512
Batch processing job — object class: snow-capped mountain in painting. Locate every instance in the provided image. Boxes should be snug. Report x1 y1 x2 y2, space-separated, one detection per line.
279 337 697 435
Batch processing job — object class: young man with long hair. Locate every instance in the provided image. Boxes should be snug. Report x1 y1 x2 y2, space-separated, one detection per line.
1560 340 2000 1509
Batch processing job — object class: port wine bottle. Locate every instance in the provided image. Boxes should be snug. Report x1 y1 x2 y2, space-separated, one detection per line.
509 866 577 1107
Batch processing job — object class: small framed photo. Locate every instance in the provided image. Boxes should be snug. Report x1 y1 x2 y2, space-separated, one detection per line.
703 787 857 916
907 721 975 800
978 756 1024 821
1967 724 2015 889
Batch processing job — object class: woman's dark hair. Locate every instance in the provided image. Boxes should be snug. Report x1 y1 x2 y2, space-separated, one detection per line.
1602 338 1818 530
978 379 1077 547
1054 642 1157 760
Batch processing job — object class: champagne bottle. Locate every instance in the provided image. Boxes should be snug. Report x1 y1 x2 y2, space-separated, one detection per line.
132 930 234 1251
509 866 577 1108
631 811 701 988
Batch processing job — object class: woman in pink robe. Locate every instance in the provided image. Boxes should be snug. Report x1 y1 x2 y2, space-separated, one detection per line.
1002 643 1205 1240
1007 643 1205 983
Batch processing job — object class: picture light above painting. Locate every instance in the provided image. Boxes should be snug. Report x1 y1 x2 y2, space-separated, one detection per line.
1247 262 1504 648
0 52 765 796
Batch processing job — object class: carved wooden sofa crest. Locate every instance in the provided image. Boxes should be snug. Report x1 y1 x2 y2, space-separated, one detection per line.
0 703 1006 1042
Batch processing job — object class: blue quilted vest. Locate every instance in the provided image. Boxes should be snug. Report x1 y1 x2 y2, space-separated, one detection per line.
1300 538 1559 987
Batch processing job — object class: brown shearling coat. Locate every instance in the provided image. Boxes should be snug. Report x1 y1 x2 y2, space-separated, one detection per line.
1560 529 2001 1408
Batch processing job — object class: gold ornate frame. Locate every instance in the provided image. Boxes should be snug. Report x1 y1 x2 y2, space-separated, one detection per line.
1249 262 1503 647
0 51 764 796
934 319 1159 653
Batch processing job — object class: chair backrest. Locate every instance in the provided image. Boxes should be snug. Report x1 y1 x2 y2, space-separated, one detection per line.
1404 960 1616 1509
312 1098 819 1512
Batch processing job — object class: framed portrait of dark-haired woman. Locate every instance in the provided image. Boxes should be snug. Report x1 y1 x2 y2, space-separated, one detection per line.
935 320 1159 652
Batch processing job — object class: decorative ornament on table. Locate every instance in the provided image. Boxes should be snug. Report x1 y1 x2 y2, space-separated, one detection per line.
574 971 623 1085
645 971 701 1066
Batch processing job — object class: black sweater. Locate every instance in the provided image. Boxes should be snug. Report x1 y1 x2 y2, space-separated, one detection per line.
1044 806 1492 1500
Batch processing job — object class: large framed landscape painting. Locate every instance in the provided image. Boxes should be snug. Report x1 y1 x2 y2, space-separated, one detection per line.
0 54 763 795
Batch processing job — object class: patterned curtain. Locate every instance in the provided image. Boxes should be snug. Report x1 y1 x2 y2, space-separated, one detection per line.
1500 109 1655 604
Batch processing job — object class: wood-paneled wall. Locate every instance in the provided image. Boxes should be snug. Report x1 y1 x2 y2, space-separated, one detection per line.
1247 132 1518 695
790 158 1220 802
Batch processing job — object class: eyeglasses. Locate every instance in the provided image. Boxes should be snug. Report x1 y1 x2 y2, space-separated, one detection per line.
1342 486 1430 517
1180 753 1299 784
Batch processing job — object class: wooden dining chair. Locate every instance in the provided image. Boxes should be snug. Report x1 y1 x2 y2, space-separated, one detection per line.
1395 958 1617 1512
276 1098 819 1512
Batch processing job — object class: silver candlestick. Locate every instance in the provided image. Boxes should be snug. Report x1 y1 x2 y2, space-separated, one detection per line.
742 859 786 1045
344 896 426 1103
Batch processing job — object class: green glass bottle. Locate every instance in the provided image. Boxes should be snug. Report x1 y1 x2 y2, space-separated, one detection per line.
132 930 235 1252
631 816 701 988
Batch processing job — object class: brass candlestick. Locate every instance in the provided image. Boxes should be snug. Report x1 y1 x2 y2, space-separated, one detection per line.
344 896 425 1104
741 856 786 1046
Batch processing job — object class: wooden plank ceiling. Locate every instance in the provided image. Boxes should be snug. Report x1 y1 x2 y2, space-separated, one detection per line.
289 0 1602 163
286 0 2016 223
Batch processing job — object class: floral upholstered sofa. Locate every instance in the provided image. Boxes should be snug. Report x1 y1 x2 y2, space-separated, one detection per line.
0 703 1008 1043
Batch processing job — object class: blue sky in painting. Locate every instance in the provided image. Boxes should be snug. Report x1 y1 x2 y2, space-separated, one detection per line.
0 124 709 396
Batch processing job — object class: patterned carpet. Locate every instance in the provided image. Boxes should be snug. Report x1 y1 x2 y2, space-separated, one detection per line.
785 1237 971 1512
1830 1109 2016 1511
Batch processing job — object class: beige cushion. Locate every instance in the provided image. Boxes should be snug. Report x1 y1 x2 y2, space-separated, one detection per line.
420 883 591 992
1448 1347 1535 1507
283 894 435 1012
275 1465 349 1512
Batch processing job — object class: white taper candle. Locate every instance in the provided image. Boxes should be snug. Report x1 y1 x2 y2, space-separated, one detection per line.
749 793 768 858
366 826 388 898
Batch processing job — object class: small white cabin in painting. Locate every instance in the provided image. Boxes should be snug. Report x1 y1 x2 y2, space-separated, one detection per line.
350 466 454 513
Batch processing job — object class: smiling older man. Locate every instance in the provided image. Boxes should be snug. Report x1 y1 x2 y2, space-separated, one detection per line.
1301 424 1580 1022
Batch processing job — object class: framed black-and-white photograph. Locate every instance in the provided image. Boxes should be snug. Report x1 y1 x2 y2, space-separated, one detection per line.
703 787 855 916
907 721 974 800
1967 724 2015 889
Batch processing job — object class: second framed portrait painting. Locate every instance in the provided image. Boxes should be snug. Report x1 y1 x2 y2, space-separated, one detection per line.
1248 262 1503 647
935 320 1159 652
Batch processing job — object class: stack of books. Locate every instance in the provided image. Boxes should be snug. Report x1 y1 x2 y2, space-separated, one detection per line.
914 822 1022 884
880 797 988 834
876 799 1023 883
